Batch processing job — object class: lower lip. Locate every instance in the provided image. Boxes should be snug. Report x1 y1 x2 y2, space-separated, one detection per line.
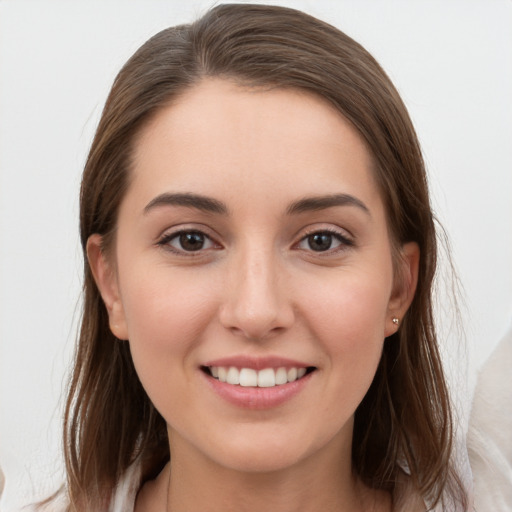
201 370 314 410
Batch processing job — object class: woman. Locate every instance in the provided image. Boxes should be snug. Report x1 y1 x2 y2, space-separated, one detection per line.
52 4 468 511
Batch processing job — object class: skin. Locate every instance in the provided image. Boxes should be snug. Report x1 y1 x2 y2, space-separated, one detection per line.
88 79 419 511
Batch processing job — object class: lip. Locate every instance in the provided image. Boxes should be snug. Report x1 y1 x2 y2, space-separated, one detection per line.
200 355 315 410
202 355 311 370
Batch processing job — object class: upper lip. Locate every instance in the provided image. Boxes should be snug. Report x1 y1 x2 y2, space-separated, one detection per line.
202 355 313 371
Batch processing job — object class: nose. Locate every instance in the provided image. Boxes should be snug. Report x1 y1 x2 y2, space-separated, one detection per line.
219 245 295 341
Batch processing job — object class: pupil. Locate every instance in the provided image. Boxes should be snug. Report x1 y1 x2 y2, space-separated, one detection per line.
309 233 332 251
180 232 204 251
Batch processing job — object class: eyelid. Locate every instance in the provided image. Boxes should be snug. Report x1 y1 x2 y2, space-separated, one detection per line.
155 223 354 256
293 225 355 253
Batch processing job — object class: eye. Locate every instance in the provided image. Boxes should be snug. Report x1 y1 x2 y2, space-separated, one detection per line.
158 230 217 253
297 230 353 253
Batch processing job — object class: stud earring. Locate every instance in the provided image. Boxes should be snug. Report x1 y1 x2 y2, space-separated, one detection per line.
392 317 399 326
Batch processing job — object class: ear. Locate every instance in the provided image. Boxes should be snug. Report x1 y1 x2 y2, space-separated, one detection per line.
86 234 129 340
385 242 420 337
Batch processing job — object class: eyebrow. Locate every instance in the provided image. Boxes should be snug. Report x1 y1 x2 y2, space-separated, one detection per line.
143 191 370 217
286 193 371 216
144 192 229 215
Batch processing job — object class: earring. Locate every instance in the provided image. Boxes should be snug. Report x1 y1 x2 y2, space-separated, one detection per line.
392 317 399 327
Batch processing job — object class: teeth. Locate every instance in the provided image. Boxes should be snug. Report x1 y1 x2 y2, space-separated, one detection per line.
258 368 275 387
287 367 297 382
239 368 257 387
275 367 288 385
226 367 240 385
207 366 310 387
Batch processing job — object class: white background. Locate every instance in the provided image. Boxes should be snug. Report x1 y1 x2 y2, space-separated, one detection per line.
1 0 511 508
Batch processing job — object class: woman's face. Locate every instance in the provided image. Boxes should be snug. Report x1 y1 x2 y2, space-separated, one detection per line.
90 79 417 474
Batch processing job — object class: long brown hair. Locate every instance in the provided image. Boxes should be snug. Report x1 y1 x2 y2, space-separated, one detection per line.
62 3 467 509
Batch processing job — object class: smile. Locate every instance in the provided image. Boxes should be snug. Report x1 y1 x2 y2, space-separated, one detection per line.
203 366 314 388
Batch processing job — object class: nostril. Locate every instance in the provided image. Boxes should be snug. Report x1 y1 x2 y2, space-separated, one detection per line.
218 269 295 340
228 325 286 342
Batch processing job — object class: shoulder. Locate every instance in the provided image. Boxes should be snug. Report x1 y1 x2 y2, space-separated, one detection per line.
109 461 142 512
392 471 427 512
393 491 426 512
468 326 512 511
133 462 170 512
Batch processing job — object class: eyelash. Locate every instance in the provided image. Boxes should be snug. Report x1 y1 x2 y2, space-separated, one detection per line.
157 229 220 256
156 227 354 256
295 228 354 254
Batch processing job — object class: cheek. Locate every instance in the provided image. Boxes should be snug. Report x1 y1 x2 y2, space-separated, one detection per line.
304 271 389 334
117 269 219 396
120 264 219 340
298 270 391 379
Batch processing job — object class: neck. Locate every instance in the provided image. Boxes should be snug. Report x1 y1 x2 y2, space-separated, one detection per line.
164 430 371 512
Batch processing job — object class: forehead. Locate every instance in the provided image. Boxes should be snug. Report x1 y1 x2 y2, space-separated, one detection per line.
128 78 382 216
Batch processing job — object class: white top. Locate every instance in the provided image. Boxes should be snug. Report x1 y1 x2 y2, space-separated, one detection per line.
0 458 464 511
108 461 141 512
467 325 512 512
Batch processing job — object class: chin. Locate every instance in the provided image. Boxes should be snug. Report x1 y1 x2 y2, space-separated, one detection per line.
217 446 306 474
204 426 329 474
